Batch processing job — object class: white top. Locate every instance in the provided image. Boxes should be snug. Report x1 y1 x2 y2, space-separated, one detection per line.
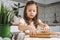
19 18 43 32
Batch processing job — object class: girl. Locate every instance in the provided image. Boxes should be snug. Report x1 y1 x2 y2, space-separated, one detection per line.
17 1 50 40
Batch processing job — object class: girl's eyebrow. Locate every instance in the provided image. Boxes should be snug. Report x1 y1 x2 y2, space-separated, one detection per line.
28 8 36 10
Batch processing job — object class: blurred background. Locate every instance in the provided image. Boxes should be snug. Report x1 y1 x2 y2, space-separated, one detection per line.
1 0 60 32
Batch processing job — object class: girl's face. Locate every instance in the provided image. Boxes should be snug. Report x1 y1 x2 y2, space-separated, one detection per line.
26 4 37 19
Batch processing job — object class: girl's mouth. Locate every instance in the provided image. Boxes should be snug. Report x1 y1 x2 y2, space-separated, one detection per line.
29 15 34 18
30 15 34 16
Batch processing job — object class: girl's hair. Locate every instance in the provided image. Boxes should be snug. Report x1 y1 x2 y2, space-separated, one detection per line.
24 1 39 28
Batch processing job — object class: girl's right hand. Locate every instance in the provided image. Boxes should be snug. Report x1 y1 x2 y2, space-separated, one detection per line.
29 27 37 36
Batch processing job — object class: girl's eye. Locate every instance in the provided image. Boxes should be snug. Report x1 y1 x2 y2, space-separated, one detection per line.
29 10 31 12
28 10 31 12
28 10 35 12
33 10 35 12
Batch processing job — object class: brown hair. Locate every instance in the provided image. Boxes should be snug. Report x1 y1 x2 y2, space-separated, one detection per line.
24 1 39 28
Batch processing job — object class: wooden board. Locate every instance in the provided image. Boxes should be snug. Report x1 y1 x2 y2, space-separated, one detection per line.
29 32 60 38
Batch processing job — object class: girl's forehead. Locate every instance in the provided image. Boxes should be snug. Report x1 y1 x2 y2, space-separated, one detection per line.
27 4 37 9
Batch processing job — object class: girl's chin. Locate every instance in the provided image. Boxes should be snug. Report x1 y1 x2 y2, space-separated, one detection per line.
28 16 35 19
29 17 34 19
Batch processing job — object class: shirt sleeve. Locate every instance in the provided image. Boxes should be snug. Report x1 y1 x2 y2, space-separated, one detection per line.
38 19 42 23
11 16 20 24
19 18 27 26
38 19 50 28
19 18 30 32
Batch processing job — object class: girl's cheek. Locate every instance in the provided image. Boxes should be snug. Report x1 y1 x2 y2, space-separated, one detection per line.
34 13 37 16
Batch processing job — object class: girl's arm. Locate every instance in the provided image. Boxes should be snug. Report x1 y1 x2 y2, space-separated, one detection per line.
38 22 48 28
18 23 37 31
18 23 37 36
18 18 37 36
18 23 32 31
38 20 50 32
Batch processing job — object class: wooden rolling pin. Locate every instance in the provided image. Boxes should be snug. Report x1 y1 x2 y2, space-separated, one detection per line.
29 32 60 38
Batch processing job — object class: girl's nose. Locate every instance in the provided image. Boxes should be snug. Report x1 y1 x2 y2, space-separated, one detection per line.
31 10 34 14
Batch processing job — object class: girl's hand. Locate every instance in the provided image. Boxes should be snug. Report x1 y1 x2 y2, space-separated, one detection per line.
41 24 50 32
29 27 37 36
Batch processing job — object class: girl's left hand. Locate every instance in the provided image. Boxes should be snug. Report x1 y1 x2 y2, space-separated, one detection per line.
41 24 50 32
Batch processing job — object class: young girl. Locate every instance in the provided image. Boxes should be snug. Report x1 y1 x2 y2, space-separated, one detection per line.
17 1 50 40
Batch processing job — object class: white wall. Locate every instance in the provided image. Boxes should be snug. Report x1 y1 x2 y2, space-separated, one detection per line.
45 0 60 4
12 0 60 4
38 6 45 22
50 26 60 32
45 5 60 23
33 0 45 4
38 4 60 24
32 0 60 4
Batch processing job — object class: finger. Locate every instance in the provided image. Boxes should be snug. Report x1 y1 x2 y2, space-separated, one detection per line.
42 28 47 32
34 29 37 36
44 27 50 32
41 27 44 30
33 31 37 36
35 31 37 36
